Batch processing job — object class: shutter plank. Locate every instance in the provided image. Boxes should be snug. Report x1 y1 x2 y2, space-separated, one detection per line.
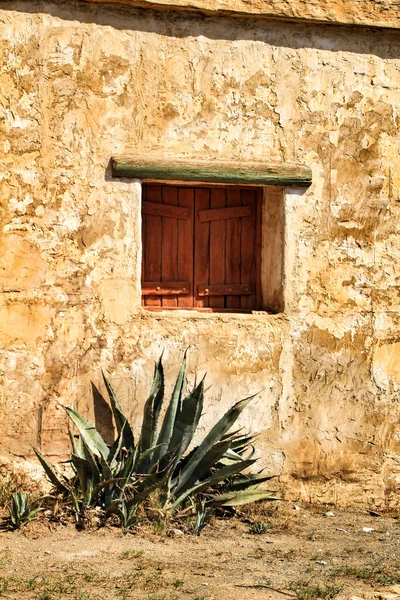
177 187 195 308
225 189 242 309
209 188 226 309
240 189 256 310
198 284 252 296
194 188 210 308
143 281 190 295
143 201 190 220
198 205 252 222
143 185 162 307
161 186 178 308
255 188 263 310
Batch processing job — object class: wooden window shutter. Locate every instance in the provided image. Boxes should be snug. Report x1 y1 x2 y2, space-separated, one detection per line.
194 187 262 310
142 185 194 308
142 184 262 311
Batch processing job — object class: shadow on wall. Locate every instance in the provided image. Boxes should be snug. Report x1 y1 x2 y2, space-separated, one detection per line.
6 0 400 59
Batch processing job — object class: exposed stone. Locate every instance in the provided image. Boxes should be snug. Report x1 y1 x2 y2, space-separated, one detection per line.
84 0 400 30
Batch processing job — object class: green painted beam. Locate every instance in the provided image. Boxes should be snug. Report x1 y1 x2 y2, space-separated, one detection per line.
111 158 312 186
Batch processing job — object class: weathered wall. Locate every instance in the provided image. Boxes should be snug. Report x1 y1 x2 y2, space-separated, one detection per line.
1 1 400 507
85 0 400 30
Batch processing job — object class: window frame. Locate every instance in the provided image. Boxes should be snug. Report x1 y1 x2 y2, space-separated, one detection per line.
140 182 284 314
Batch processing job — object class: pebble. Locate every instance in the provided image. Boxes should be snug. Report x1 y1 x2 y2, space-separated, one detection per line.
167 528 184 537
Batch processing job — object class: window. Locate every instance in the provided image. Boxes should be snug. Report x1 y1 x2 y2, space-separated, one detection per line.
141 183 263 312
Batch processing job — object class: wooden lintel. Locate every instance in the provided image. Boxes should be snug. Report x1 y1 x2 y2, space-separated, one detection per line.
112 158 312 187
142 281 190 295
198 284 252 296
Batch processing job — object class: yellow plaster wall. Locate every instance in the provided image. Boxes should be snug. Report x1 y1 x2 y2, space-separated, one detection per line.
1 1 400 506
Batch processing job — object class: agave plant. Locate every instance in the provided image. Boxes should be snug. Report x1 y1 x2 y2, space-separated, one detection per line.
34 352 277 529
8 491 42 529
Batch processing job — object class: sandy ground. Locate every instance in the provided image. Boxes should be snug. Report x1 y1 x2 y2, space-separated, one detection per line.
1 503 400 600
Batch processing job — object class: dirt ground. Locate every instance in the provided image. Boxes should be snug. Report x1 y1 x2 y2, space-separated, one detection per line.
1 503 400 600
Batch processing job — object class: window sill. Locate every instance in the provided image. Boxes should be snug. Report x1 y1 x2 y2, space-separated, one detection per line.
141 307 282 319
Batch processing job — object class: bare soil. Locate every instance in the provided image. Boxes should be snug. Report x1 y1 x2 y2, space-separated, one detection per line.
1 503 400 600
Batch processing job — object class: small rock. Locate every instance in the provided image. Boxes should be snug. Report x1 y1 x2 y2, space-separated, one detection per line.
324 511 335 517
362 527 374 533
44 550 51 555
316 560 327 566
293 505 301 511
167 528 184 537
369 510 382 517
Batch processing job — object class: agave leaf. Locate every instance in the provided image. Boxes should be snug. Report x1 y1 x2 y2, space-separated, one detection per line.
229 433 258 452
242 446 256 461
220 428 244 442
13 491 21 515
99 455 113 483
68 427 80 457
33 448 69 493
108 421 129 470
219 444 258 465
101 371 124 432
155 350 188 461
125 467 171 511
175 438 232 496
70 454 95 497
168 378 204 457
126 446 178 510
21 493 29 513
173 395 254 495
219 448 246 465
139 356 164 455
70 488 80 513
120 502 139 535
169 458 256 512
64 407 109 461
101 371 134 450
208 489 280 507
106 448 140 515
95 477 124 490
137 443 167 472
228 472 277 491
79 436 102 484
25 507 43 521
120 448 138 483
83 478 95 508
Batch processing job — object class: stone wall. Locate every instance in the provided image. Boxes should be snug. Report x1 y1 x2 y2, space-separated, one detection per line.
1 0 400 507
85 0 400 29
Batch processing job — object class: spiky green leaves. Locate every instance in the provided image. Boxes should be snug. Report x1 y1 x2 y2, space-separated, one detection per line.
102 371 134 450
64 407 110 461
33 448 69 494
34 352 276 532
8 491 42 529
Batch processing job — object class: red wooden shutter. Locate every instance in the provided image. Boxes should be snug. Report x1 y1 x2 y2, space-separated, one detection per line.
142 184 262 311
194 187 262 310
142 185 194 307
